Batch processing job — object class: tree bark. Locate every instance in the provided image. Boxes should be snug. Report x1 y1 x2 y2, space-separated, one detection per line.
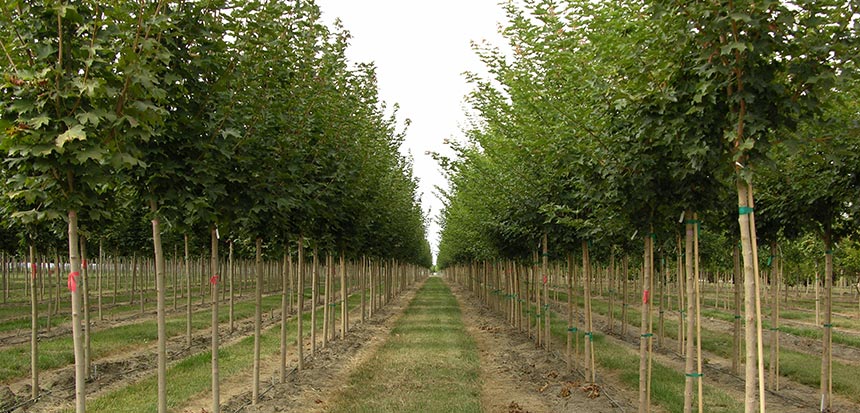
252 237 262 404
210 227 220 413
68 210 86 413
683 211 695 413
296 236 305 371
80 236 91 379
149 199 168 413
280 244 289 383
29 241 39 399
639 234 653 413
821 225 833 412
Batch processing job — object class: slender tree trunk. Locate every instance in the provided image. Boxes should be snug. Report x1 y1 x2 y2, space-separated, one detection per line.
732 243 742 375
296 236 305 371
683 212 696 413
68 210 86 413
341 250 347 338
311 242 318 355
360 255 366 323
210 227 220 413
113 253 118 306
229 241 235 334
582 240 595 383
622 254 628 337
149 200 168 413
821 226 833 412
323 253 330 347
694 215 704 413
80 236 91 379
566 253 574 370
768 241 780 391
280 244 289 383
2 251 6 304
252 237 262 404
542 234 550 351
639 233 653 413
98 240 103 321
173 244 178 312
185 235 191 347
737 179 764 413
29 241 39 399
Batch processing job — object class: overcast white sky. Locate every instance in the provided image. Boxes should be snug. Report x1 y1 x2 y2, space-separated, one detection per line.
315 1 508 262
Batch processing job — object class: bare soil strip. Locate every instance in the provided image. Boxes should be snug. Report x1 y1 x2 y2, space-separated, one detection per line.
449 282 625 413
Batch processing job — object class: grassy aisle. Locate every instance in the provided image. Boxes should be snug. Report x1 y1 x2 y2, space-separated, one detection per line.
328 278 481 413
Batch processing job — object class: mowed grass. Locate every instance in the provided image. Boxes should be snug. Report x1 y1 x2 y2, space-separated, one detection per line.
328 278 481 413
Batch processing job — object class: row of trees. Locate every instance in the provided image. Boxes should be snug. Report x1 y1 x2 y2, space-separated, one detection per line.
437 1 858 413
2 1 430 412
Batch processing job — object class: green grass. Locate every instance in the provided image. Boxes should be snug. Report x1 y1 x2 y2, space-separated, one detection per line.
80 286 370 413
328 278 481 413
535 287 860 404
0 293 286 383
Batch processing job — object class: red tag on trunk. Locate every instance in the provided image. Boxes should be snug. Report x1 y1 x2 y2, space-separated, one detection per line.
82 259 87 269
210 275 219 285
543 276 548 284
642 290 650 304
31 263 37 279
68 272 80 292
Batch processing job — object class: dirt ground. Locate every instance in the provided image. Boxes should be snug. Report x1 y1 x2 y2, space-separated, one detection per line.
448 282 625 413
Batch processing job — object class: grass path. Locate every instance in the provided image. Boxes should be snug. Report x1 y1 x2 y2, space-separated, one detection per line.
327 278 482 413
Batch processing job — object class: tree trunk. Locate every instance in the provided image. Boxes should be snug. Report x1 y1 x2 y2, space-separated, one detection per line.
98 240 103 321
323 253 330 347
768 241 780 391
694 214 704 413
821 225 833 412
360 255 366 323
149 200 168 413
80 236 91 379
542 234 550 351
280 244 289 383
229 241 235 334
29 241 39 399
296 236 305 371
639 233 653 413
737 179 764 413
341 251 347 338
68 210 86 413
732 243 741 375
311 243 318 355
582 240 595 383
252 237 262 404
185 235 191 348
566 253 574 370
683 211 696 413
210 227 220 413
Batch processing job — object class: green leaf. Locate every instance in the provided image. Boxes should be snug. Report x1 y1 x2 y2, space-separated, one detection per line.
721 41 749 55
55 124 86 147
29 115 51 129
76 111 101 127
